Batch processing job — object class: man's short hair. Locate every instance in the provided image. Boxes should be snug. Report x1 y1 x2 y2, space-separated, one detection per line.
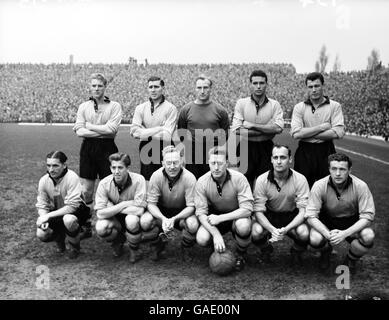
249 70 268 83
195 75 213 87
208 146 227 160
148 76 165 87
109 152 131 167
328 153 352 169
305 72 324 85
162 145 182 158
46 151 67 164
90 73 108 86
272 144 292 157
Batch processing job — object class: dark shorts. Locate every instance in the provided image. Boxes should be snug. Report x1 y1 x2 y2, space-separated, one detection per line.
139 139 166 181
47 203 91 237
319 212 359 231
294 140 336 187
79 138 118 180
113 213 127 231
237 139 273 188
264 208 299 228
319 213 360 243
153 206 183 230
183 140 211 180
207 208 234 235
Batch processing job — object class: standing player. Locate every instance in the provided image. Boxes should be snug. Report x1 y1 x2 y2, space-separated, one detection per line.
130 76 178 181
306 153 375 274
251 145 310 265
73 73 122 239
94 153 147 263
231 70 284 189
291 72 345 187
141 145 199 261
36 151 90 259
195 147 253 270
177 76 230 179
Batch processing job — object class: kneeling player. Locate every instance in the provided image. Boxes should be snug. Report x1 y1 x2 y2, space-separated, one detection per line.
94 153 147 263
306 153 375 274
251 145 310 265
36 151 91 259
141 146 199 261
195 147 253 270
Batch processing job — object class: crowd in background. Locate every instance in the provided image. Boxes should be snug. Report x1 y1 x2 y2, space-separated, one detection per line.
1 62 388 139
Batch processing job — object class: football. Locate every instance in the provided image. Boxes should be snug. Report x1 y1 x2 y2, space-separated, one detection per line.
209 249 236 276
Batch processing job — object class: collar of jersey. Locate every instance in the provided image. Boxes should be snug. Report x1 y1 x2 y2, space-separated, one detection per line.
267 169 293 192
113 172 132 194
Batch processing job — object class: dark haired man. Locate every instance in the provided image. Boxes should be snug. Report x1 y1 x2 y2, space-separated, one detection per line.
291 72 345 187
130 76 178 181
36 151 90 259
195 147 253 270
231 70 284 189
251 144 310 265
73 73 123 239
306 153 375 274
94 152 147 263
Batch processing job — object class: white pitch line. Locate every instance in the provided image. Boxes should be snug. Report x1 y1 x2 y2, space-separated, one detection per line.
337 147 389 166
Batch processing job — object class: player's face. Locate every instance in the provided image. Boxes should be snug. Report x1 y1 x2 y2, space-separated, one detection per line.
110 160 129 185
209 154 227 179
306 79 324 101
148 80 164 102
90 79 106 100
46 158 66 180
329 161 350 186
271 147 291 173
250 76 267 98
195 79 212 102
162 151 182 178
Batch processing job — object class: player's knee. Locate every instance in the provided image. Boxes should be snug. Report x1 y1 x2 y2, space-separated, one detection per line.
196 226 211 247
296 223 309 241
360 228 375 245
185 215 199 234
251 222 264 238
36 228 53 242
63 214 79 232
95 219 111 237
140 211 154 230
234 218 251 237
125 215 140 232
309 229 326 247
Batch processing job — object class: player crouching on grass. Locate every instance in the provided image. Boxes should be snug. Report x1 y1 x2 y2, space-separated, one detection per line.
36 151 91 259
195 146 253 271
306 153 375 274
251 144 310 265
94 153 147 263
140 145 199 261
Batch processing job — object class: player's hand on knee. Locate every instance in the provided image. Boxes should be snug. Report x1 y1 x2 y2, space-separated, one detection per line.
207 214 220 226
37 215 49 228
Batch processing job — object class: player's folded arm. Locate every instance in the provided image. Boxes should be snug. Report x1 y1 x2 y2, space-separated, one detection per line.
121 205 144 216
